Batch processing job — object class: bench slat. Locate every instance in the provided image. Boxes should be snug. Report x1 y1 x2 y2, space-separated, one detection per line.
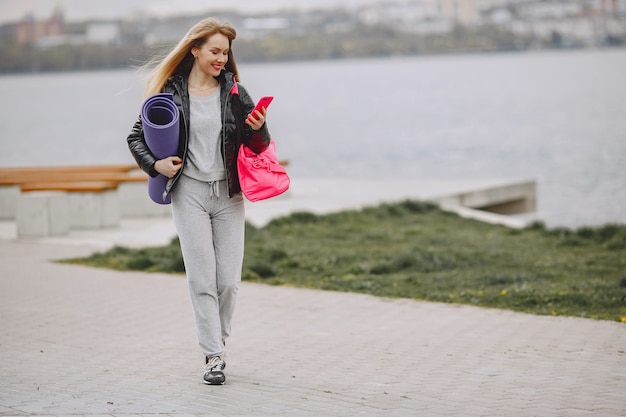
21 181 119 193
1 171 147 186
0 164 137 176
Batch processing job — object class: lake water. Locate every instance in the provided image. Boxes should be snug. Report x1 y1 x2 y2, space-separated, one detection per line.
0 49 625 228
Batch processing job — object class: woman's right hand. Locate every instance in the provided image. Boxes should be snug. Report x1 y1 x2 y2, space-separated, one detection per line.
154 156 183 178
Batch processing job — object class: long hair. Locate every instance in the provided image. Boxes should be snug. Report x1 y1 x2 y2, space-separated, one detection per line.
144 17 239 97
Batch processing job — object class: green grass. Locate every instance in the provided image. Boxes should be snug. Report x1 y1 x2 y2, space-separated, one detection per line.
62 200 626 322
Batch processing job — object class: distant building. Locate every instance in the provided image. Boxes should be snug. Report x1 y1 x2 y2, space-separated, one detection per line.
239 17 289 39
86 22 120 44
14 7 65 45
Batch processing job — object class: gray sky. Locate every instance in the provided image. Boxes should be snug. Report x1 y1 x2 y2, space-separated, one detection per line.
0 0 378 24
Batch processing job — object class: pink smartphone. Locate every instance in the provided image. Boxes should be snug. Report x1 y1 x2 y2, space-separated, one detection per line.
248 96 273 121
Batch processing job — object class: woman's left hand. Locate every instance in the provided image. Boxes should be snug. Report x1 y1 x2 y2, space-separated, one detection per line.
245 107 267 131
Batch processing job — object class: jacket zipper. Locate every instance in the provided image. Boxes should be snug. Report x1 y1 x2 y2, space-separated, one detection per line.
222 84 231 198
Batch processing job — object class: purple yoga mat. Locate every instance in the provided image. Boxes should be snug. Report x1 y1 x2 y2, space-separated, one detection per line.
141 93 180 204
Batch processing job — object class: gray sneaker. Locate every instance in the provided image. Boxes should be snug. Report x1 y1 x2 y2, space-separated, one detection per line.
203 356 226 385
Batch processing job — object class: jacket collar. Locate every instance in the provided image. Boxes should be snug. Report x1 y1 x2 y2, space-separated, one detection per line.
217 70 237 95
170 70 234 92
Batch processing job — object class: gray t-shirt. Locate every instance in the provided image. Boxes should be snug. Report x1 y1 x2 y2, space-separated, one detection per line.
184 86 226 182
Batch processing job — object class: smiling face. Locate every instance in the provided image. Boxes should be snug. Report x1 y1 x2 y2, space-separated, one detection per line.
191 33 230 78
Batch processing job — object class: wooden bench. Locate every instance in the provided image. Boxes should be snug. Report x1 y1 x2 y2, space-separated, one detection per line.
19 181 121 227
9 169 169 220
0 165 147 221
0 167 147 188
17 180 121 231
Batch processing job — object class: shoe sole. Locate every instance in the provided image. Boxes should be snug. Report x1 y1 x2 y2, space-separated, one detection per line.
203 380 225 385
203 371 225 385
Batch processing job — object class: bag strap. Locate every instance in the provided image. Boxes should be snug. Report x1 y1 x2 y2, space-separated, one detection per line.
230 80 244 147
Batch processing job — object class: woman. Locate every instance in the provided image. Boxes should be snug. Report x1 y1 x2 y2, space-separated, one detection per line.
127 17 271 385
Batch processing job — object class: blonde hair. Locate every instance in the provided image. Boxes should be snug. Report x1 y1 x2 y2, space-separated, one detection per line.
144 17 239 97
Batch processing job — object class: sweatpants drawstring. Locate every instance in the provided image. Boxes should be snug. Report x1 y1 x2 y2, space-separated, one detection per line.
208 181 220 200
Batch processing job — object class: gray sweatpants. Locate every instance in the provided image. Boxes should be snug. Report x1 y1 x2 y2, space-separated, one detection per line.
171 175 245 359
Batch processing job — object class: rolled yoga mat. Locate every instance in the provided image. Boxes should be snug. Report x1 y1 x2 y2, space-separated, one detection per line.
141 93 180 204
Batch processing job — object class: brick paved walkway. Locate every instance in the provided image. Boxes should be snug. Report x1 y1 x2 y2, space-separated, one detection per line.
1 237 624 416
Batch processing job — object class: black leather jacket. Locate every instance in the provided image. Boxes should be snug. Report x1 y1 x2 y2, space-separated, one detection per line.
127 70 270 200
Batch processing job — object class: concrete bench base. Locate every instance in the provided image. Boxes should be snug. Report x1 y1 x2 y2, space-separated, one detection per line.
0 185 20 220
16 192 70 238
16 188 120 237
118 183 171 218
67 189 120 229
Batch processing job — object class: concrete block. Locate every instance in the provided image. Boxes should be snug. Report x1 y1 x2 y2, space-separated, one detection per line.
100 189 121 228
434 180 537 215
0 185 20 220
118 182 171 218
16 191 69 238
460 181 537 213
67 190 120 229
